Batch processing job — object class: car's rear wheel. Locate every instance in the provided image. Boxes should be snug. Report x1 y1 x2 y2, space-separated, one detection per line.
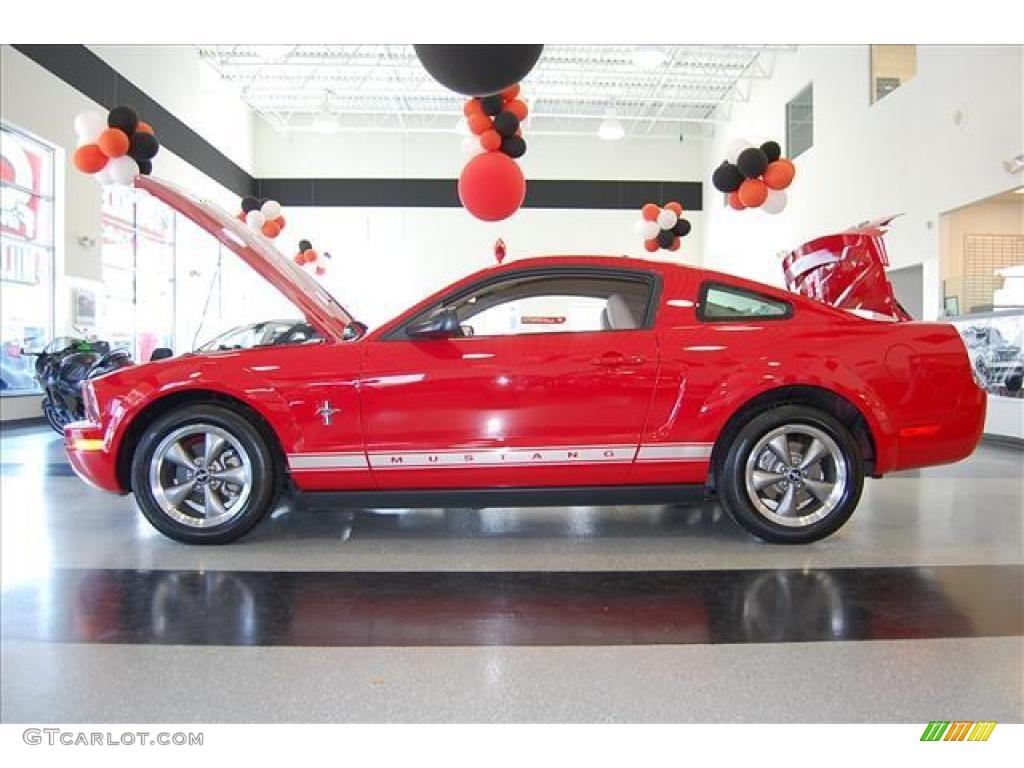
716 405 863 543
130 404 278 544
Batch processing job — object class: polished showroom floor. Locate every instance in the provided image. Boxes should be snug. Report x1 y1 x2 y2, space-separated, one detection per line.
1 424 1021 723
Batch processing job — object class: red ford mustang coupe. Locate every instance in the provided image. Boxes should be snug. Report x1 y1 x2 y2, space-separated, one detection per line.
65 178 985 544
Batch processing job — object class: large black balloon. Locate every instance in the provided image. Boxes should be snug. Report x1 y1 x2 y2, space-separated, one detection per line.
656 229 675 249
493 111 520 138
137 159 153 176
298 239 312 252
480 95 504 116
413 44 543 96
241 196 261 213
711 161 744 193
737 147 769 179
128 132 160 161
760 140 782 163
500 135 526 159
108 106 139 135
673 218 692 237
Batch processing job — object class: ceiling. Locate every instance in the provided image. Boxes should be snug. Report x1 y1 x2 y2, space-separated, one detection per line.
197 45 794 139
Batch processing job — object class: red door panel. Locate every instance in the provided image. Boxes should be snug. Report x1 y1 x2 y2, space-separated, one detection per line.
359 330 660 488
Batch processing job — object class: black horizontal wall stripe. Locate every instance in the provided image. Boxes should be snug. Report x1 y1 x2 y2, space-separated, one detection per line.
14 44 702 211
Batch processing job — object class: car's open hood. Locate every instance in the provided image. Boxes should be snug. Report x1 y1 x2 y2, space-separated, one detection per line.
782 216 911 321
134 176 353 341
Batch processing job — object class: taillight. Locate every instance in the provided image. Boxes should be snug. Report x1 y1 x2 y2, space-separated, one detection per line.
82 381 100 423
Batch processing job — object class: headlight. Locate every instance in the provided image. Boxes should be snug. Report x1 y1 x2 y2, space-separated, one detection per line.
82 381 100 423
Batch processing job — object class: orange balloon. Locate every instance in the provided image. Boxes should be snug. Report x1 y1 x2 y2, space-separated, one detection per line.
303 249 318 264
274 215 285 230
135 121 154 135
668 236 681 251
315 266 326 276
505 99 529 121
502 83 521 101
643 238 659 253
727 191 746 211
763 159 796 190
664 201 683 216
73 144 108 174
468 112 492 136
97 128 130 158
641 203 661 222
261 220 282 238
463 99 483 118
293 254 304 265
480 129 502 152
737 178 768 208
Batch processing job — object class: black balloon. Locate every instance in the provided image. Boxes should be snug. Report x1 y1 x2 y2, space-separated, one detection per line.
137 159 153 176
673 218 692 237
107 106 139 135
493 111 519 138
656 229 675 249
737 147 769 179
760 140 782 163
128 132 159 161
711 161 744 193
480 95 504 116
298 239 312 252
500 135 527 159
241 196 261 213
413 44 543 96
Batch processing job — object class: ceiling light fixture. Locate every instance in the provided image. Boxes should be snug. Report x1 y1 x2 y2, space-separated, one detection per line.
632 46 666 71
598 110 626 141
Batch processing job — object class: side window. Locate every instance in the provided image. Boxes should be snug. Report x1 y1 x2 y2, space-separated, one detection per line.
698 283 792 321
430 272 654 337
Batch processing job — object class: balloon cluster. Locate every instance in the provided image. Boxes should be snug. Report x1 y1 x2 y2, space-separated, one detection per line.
239 197 286 239
412 45 544 224
711 139 796 214
462 84 528 160
634 202 691 252
72 106 160 186
293 239 330 276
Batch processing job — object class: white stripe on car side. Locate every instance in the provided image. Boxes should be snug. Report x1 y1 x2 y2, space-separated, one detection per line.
287 443 713 471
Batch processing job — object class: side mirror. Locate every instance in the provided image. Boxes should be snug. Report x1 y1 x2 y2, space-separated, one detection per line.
406 308 460 339
150 347 173 361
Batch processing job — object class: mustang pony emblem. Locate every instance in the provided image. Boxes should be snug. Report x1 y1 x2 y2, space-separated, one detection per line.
316 400 341 426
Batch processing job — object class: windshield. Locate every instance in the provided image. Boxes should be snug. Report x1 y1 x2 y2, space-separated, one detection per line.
197 320 322 352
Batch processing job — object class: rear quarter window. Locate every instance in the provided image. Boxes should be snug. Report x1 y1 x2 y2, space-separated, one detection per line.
698 282 793 321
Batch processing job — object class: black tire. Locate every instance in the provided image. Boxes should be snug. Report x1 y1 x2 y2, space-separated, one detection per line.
130 404 278 544
43 398 70 434
715 404 864 544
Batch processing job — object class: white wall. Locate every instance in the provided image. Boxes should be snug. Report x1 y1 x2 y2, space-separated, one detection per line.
701 45 1024 320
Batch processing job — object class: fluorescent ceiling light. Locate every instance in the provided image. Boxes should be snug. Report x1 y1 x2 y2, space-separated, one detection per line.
632 47 666 70
598 110 625 141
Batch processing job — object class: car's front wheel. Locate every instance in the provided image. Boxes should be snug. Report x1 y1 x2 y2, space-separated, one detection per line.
716 405 864 544
131 404 278 544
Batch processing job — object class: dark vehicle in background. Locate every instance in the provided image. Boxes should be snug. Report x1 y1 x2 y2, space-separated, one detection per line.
30 337 134 433
962 324 1024 395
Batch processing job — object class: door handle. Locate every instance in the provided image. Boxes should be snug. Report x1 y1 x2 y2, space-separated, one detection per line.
590 352 627 367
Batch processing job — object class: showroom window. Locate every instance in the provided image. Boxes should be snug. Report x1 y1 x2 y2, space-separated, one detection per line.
785 84 813 159
870 45 917 104
0 123 56 394
99 186 176 362
698 283 792 321
438 273 654 337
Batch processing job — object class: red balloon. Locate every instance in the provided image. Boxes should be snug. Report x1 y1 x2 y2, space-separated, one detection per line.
668 236 681 251
643 238 658 253
274 215 286 230
641 203 660 221
763 159 796 190
97 128 130 158
727 191 746 211
480 129 502 152
73 144 108 174
303 249 318 264
468 112 492 136
737 178 768 208
502 83 521 101
664 201 683 216
135 121 154 135
315 266 326 276
505 99 529 121
262 220 282 238
463 99 483 118
458 152 526 222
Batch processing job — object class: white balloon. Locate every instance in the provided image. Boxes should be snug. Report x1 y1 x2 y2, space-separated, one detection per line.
461 135 484 158
74 110 106 142
725 138 752 164
640 220 660 240
656 208 678 230
245 210 266 231
260 199 282 220
107 155 139 186
762 189 788 214
93 165 114 185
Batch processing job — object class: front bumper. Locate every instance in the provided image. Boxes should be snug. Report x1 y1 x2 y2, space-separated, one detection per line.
64 421 126 494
